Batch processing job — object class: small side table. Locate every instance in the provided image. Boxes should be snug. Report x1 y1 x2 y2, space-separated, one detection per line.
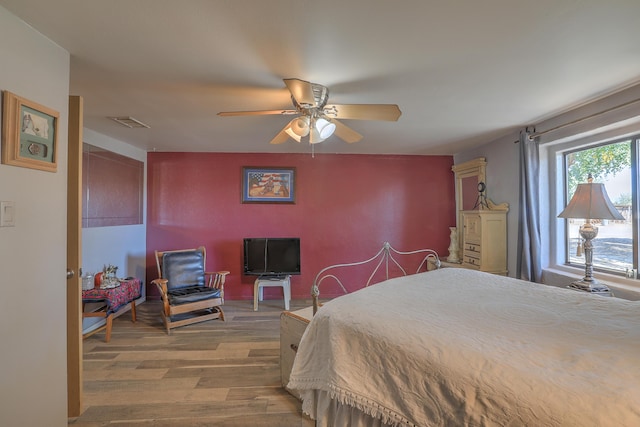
254 275 291 311
82 278 142 342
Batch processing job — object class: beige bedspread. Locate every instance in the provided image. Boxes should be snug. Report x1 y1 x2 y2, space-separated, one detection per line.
288 268 640 426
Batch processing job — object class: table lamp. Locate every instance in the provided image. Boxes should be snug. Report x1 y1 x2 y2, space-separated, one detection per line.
557 174 624 296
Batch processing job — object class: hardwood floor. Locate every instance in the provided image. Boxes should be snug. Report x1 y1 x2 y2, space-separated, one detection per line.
69 299 315 426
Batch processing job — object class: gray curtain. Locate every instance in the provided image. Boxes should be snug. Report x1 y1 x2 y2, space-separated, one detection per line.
516 128 543 282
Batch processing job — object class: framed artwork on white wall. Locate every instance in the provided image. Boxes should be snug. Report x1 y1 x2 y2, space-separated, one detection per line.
1 90 59 172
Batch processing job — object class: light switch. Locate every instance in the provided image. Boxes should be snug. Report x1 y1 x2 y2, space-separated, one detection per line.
0 201 15 227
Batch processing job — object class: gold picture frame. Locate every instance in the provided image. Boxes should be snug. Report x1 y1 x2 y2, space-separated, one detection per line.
2 91 59 172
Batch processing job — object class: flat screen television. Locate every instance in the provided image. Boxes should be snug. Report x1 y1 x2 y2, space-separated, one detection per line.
243 237 301 277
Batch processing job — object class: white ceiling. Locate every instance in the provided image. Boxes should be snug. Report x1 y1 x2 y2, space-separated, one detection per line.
2 0 640 155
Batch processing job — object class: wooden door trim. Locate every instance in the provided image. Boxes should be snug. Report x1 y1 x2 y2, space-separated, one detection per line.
67 95 83 417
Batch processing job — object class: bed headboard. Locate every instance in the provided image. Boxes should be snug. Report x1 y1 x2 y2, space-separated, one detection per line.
311 241 440 314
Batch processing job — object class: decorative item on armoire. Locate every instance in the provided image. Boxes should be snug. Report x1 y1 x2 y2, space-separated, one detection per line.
473 181 489 209
447 227 460 263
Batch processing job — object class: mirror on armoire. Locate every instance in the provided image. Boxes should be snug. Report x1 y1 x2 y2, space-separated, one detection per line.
450 157 487 261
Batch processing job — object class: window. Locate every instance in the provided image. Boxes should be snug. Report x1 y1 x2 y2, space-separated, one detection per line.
562 137 637 277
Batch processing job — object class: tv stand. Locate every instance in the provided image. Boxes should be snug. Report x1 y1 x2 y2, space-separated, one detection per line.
254 275 291 311
263 274 288 280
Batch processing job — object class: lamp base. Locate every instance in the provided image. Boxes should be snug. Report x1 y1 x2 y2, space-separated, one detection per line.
568 279 614 297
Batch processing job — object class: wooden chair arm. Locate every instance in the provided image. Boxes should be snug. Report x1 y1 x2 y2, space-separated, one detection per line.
206 271 229 302
151 278 168 294
151 278 170 315
205 271 229 285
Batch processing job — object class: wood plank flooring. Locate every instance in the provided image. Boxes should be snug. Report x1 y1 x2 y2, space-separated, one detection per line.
69 299 315 426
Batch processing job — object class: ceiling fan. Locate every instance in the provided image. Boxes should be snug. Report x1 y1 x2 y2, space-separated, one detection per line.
217 78 402 145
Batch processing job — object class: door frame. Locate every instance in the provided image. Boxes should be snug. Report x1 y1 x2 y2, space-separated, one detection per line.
67 95 83 417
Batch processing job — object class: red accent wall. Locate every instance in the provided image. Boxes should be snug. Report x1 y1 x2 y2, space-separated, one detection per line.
146 152 455 300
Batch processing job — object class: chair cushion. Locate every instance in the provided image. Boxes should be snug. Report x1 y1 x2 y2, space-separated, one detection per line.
163 250 206 290
168 285 222 305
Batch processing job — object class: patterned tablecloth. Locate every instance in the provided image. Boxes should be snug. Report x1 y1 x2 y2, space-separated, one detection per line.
82 278 142 314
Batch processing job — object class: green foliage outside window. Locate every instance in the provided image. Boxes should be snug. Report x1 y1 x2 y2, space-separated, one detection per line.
565 141 631 201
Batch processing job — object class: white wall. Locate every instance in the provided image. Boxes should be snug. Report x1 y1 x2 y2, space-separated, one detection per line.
81 128 147 332
0 7 70 426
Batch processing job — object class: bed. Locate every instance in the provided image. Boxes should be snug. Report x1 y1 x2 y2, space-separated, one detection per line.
287 247 640 426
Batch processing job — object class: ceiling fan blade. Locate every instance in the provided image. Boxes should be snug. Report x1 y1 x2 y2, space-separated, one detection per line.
270 118 304 144
323 104 402 121
283 78 317 107
332 119 363 144
218 109 297 117
270 126 291 144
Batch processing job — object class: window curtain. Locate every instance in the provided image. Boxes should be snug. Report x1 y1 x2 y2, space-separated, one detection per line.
517 128 543 282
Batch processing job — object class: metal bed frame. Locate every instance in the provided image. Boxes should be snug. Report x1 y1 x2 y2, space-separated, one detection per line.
311 241 440 314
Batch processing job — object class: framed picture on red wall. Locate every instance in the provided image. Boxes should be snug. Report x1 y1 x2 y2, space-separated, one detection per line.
242 167 296 204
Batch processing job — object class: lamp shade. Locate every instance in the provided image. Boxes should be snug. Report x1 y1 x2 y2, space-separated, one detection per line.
309 126 323 144
315 118 336 139
558 180 624 220
290 116 310 137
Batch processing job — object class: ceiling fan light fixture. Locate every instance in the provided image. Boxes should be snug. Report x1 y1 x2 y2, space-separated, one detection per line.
315 117 336 139
291 116 310 137
309 126 324 144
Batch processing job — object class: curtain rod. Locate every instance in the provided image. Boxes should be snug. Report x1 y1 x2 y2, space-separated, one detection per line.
514 97 640 143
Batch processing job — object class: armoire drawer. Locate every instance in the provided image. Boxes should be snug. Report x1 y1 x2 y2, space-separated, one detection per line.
464 242 481 253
